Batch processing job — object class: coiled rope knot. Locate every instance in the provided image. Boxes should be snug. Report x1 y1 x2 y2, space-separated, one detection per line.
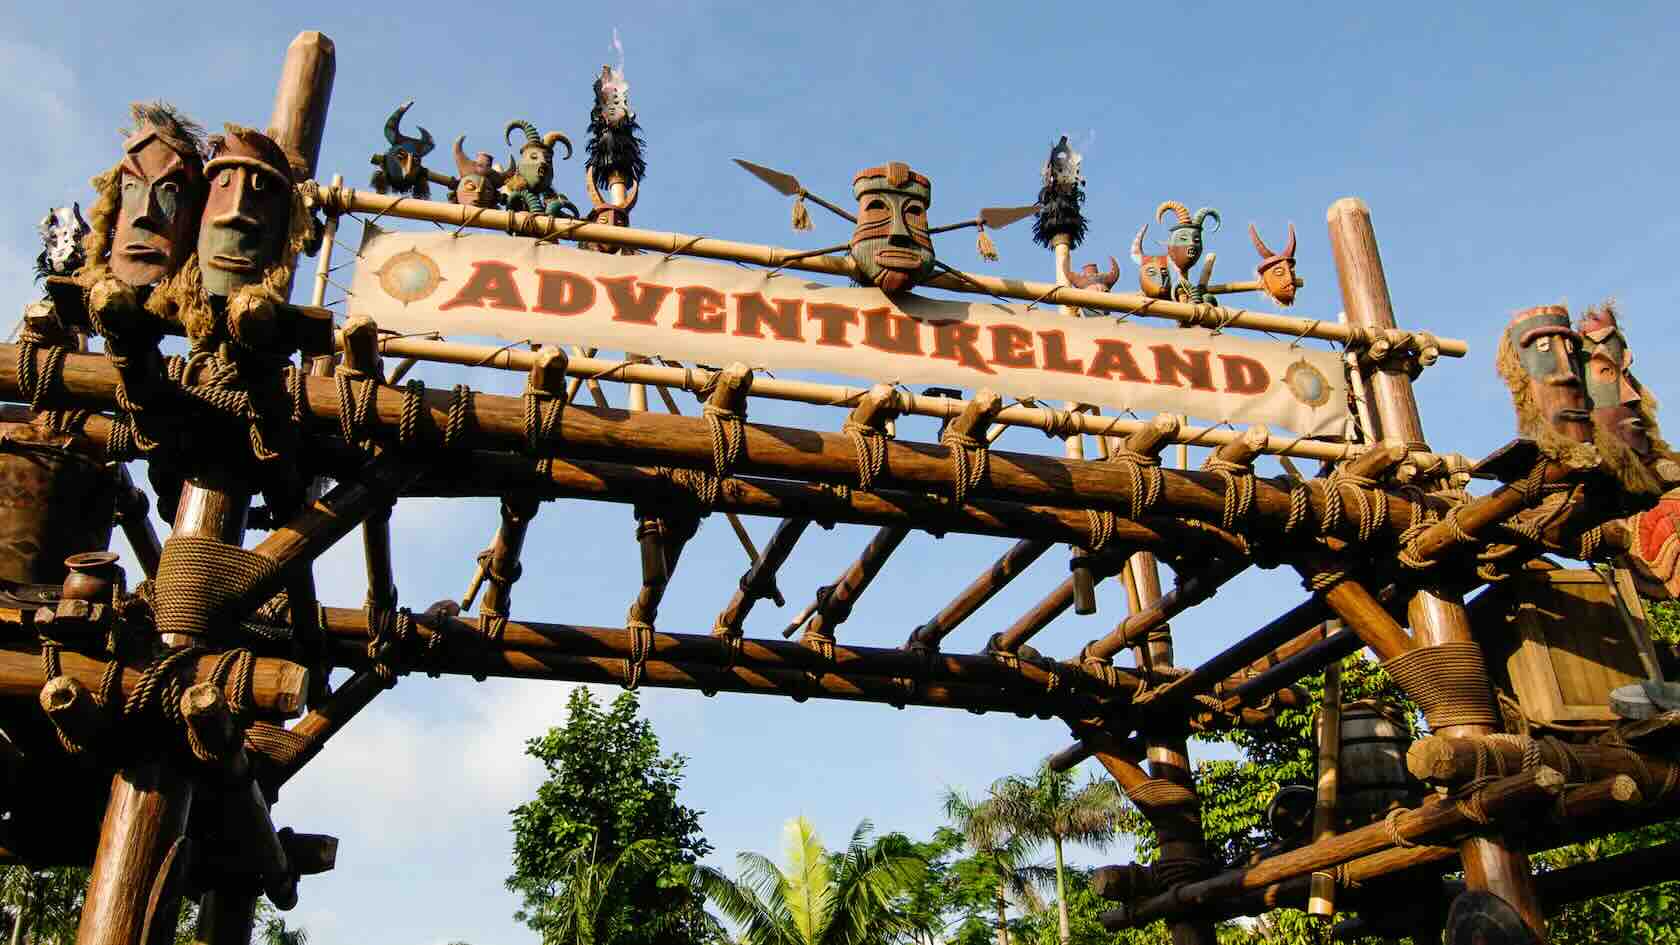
623 619 655 690
1203 457 1257 532
702 401 745 481
364 604 415 688
941 428 988 506
841 419 889 492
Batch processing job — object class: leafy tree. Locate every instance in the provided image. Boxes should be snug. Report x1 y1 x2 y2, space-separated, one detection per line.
941 788 1052 945
693 816 924 945
985 766 1122 945
533 832 714 945
507 688 713 945
1 866 87 945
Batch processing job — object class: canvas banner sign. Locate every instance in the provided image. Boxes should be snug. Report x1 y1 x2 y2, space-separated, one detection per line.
351 230 1350 436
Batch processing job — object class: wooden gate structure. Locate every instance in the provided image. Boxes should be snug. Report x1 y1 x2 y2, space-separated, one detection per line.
4 29 1678 945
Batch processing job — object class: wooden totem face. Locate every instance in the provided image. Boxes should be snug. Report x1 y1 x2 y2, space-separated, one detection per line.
515 143 552 192
1505 306 1592 443
1580 309 1650 456
113 131 205 286
850 163 935 295
1138 257 1173 299
454 173 499 209
197 130 293 298
1166 225 1203 273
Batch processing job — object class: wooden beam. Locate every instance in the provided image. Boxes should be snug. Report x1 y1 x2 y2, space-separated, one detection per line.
714 517 808 637
797 526 911 644
1 345 1454 549
0 648 308 720
906 538 1050 649
268 669 389 789
1082 561 1247 663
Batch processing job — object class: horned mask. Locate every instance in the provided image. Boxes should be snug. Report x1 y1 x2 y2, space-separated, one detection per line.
451 136 506 209
849 162 935 295
1069 257 1120 292
1249 223 1298 307
505 120 572 194
1130 224 1173 300
1156 201 1220 272
1579 303 1650 456
107 103 207 287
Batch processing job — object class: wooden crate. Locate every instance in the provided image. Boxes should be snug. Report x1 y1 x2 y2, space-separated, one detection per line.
1476 568 1654 725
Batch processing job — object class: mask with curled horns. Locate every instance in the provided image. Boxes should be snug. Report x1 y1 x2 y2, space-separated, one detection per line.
197 125 295 298
849 162 935 295
1499 305 1592 446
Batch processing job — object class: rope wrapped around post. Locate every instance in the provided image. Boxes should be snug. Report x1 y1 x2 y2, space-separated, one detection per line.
940 389 1003 506
839 384 899 493
1380 641 1500 730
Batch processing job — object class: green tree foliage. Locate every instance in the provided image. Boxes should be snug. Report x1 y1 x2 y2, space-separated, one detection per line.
1 866 88 945
941 787 1055 945
984 766 1123 945
693 816 924 945
507 688 713 945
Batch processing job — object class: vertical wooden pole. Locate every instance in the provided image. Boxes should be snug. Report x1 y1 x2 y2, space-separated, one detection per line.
1123 551 1216 945
1326 197 1547 940
1307 660 1341 917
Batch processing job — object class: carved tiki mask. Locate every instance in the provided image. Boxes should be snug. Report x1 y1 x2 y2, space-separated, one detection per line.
1130 224 1173 300
111 105 207 286
197 125 295 298
1500 305 1592 444
1156 201 1220 272
451 136 506 209
849 162 935 295
504 120 571 194
1249 223 1298 307
1578 303 1651 456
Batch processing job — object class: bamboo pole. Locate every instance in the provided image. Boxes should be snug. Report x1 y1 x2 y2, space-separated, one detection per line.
1327 195 1545 938
0 649 307 719
906 538 1050 649
313 185 1468 356
988 556 1124 654
1307 661 1342 917
371 334 1393 465
1083 560 1247 663
714 517 808 637
266 669 388 789
796 526 910 643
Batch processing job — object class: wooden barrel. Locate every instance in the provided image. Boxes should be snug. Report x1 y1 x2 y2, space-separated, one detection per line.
0 415 115 585
1338 700 1415 828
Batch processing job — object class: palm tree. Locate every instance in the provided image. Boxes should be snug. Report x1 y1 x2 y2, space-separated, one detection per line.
941 788 1052 945
986 766 1122 945
693 816 924 945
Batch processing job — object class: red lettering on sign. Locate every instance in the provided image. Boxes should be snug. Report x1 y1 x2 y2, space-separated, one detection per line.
598 275 672 325
1219 355 1270 395
931 321 994 374
862 307 923 355
532 269 595 316
734 293 803 341
1086 340 1146 382
1038 331 1084 374
808 304 858 347
987 324 1035 369
440 261 526 312
1151 345 1215 391
675 286 727 333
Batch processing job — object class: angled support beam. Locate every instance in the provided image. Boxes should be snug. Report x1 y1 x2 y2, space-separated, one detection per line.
988 552 1126 654
794 525 911 644
906 538 1050 650
714 517 808 637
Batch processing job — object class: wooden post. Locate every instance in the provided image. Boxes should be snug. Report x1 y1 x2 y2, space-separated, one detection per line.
1307 660 1341 917
1327 196 1546 939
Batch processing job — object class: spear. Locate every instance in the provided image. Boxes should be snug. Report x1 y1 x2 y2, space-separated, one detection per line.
734 158 856 226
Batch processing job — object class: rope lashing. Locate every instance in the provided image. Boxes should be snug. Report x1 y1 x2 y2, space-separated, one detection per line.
1328 469 1387 544
444 384 474 448
1086 447 1166 553
364 603 416 687
1383 808 1417 848
1381 641 1500 730
153 536 281 639
335 372 378 448
941 427 988 506
1203 457 1257 533
399 379 425 447
841 419 889 492
623 619 655 690
15 338 67 413
523 388 564 454
702 399 745 480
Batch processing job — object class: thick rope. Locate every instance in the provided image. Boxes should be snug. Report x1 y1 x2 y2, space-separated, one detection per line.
1381 642 1501 730
1203 458 1256 533
153 536 281 639
624 619 655 690
703 401 745 481
336 372 377 448
523 390 564 454
941 428 988 506
364 604 415 687
841 420 889 492
445 384 473 449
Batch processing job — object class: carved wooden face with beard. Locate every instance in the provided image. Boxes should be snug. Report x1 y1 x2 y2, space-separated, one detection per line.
196 126 294 298
111 124 205 286
1579 304 1651 457
1502 305 1592 444
849 163 935 295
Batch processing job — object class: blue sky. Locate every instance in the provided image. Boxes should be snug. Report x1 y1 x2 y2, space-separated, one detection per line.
6 2 1680 943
